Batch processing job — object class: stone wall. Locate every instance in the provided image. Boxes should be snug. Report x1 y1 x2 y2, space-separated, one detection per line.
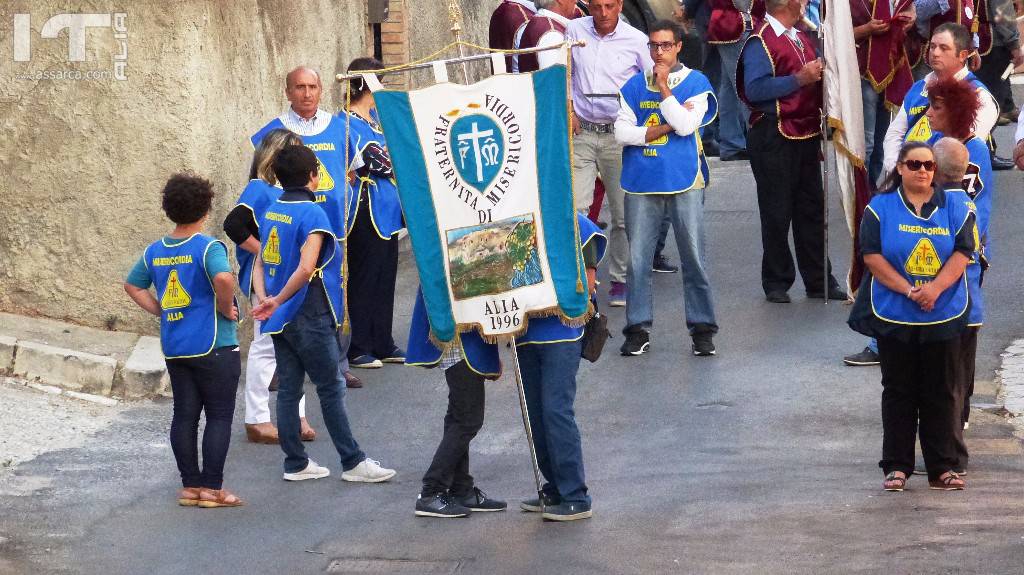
0 0 498 334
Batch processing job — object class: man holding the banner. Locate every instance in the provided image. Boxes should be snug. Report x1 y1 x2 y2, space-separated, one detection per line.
614 20 720 357
373 58 606 521
737 0 846 303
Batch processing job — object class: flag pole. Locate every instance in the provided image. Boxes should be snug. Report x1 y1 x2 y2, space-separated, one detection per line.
818 13 829 304
509 337 546 514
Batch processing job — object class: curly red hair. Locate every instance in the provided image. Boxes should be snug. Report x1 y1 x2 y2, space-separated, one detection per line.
927 77 981 140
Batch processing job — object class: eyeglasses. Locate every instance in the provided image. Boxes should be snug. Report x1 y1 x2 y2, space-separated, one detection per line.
647 41 678 52
900 159 936 172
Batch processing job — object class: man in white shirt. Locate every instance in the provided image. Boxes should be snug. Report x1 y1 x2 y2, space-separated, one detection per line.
614 20 721 357
881 24 999 176
566 0 654 307
516 0 576 72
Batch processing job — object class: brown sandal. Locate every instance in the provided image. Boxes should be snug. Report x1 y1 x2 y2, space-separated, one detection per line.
177 487 201 506
197 488 245 508
928 471 965 491
883 471 907 492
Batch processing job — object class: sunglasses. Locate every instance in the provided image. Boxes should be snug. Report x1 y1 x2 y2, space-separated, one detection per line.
900 159 935 172
647 41 679 52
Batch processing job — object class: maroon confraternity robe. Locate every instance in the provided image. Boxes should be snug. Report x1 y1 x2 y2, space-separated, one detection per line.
518 13 569 72
707 0 766 44
489 1 536 71
736 20 823 139
852 0 916 109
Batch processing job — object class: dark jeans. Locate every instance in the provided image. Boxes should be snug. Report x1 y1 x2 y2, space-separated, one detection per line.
421 361 486 497
272 301 365 474
748 120 836 295
877 335 963 480
954 326 979 469
166 346 241 490
976 44 1016 113
517 340 590 505
347 194 399 360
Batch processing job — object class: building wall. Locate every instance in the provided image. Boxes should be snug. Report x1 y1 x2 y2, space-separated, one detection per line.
0 0 498 334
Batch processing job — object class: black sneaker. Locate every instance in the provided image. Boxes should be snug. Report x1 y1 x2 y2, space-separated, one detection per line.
380 347 406 364
692 333 716 356
520 492 560 513
415 492 471 518
620 327 650 356
843 347 880 366
542 501 593 521
457 487 507 512
652 254 679 273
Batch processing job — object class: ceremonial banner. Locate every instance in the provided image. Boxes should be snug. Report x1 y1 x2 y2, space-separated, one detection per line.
823 0 873 294
374 65 588 344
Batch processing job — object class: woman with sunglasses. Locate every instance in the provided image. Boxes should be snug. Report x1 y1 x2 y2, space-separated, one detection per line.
847 141 977 492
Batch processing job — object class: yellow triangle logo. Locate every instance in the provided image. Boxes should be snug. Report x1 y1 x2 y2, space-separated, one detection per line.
263 226 282 265
904 237 942 277
644 113 668 146
316 158 335 191
905 116 932 143
160 269 192 310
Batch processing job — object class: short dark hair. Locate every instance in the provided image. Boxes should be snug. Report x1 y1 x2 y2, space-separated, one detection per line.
161 173 213 224
932 22 972 54
648 19 684 44
272 144 319 188
347 57 384 100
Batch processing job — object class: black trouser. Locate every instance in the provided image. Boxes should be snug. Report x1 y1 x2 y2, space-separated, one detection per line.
165 346 241 489
877 335 963 480
953 326 980 469
347 192 399 360
976 44 1015 113
747 119 836 295
421 361 486 497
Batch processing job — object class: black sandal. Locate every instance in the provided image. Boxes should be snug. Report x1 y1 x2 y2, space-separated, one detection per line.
928 471 965 491
883 471 907 492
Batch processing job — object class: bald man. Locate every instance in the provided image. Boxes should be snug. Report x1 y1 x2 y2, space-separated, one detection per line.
243 67 364 443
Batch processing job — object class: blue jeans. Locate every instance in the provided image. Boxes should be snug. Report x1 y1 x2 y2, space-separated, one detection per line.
517 340 590 506
716 37 750 156
625 190 718 334
861 78 889 185
272 303 365 474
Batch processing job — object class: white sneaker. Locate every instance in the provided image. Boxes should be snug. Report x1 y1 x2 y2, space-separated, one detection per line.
283 460 331 481
341 458 396 483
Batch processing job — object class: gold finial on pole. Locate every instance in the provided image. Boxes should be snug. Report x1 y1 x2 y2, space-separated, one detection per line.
447 0 470 83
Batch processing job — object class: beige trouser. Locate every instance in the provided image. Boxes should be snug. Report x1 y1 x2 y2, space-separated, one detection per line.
572 128 627 284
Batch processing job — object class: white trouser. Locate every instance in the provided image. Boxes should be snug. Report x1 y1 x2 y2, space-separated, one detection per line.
244 316 305 424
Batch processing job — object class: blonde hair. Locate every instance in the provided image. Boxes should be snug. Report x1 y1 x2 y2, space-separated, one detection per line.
249 128 303 185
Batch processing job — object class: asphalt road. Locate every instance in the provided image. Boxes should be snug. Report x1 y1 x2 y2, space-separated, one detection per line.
2 127 1023 575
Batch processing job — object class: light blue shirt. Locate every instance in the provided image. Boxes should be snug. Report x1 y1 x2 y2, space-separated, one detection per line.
566 16 654 124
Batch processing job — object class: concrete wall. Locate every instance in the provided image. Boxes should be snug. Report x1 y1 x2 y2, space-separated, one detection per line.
0 0 491 334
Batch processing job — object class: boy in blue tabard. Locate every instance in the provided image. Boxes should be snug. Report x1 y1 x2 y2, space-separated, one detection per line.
124 174 243 508
408 215 607 521
251 145 395 483
614 19 720 358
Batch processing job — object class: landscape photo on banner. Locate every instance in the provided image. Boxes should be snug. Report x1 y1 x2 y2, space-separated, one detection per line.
373 65 589 343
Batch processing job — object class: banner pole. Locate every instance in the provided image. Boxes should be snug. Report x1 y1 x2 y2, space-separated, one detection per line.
509 337 545 513
819 19 829 304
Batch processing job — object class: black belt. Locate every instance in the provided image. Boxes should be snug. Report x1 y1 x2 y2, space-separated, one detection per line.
578 118 614 133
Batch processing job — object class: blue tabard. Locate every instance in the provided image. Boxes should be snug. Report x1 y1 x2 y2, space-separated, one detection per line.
251 117 359 239
619 69 718 194
902 73 990 144
258 199 344 334
865 189 973 326
342 111 405 238
927 134 993 325
405 216 607 377
235 179 282 298
143 234 222 359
